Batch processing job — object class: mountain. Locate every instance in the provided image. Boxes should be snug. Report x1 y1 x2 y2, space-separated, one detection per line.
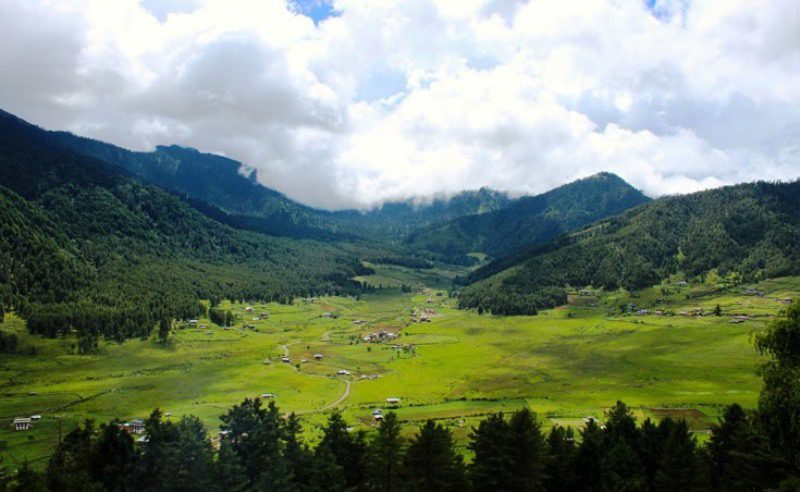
459 180 800 314
406 172 650 259
51 131 511 241
0 109 369 343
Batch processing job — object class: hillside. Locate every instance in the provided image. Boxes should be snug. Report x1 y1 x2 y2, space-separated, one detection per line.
51 130 510 241
460 180 800 314
406 172 650 259
0 110 369 343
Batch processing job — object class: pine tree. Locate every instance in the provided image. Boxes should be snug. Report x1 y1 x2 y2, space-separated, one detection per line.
654 419 702 491
318 412 369 490
158 317 170 343
215 437 247 492
402 420 466 492
707 404 784 491
507 408 545 491
45 420 102 491
544 425 577 492
602 401 644 490
369 412 404 492
575 420 606 491
284 412 317 491
468 412 512 491
90 421 135 491
160 416 216 491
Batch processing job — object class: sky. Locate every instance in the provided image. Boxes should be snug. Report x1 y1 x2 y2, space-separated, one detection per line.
0 0 799 210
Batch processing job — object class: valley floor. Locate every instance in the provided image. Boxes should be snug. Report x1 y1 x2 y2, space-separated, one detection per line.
2 266 797 469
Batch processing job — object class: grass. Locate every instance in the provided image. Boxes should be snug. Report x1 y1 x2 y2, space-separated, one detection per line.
2 268 796 470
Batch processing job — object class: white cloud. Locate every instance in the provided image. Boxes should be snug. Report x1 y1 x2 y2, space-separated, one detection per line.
0 0 798 209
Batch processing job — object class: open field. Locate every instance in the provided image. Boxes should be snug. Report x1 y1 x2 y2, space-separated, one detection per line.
2 267 797 469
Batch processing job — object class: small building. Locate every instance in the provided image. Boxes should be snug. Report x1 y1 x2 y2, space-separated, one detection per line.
337 369 351 376
129 419 145 434
578 289 593 296
281 357 291 363
314 353 324 360
374 414 384 421
261 393 276 399
322 312 333 318
386 397 400 405
372 409 383 416
188 319 198 324
30 414 42 420
245 306 254 312
13 418 32 431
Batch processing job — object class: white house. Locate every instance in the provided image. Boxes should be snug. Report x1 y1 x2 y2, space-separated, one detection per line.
13 418 32 431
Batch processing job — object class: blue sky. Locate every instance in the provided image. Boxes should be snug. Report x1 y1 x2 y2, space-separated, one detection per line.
290 0 338 24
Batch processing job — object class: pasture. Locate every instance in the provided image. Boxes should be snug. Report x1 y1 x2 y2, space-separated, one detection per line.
2 267 796 469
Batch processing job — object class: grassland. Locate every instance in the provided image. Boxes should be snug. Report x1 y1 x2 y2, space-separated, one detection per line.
2 266 797 469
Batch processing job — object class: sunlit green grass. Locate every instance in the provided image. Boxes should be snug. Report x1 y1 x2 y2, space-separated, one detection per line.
3 272 796 469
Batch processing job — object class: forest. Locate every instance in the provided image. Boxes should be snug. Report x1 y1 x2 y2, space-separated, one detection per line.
459 180 800 315
0 111 372 349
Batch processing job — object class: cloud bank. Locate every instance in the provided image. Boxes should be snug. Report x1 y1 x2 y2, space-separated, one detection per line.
1 0 798 209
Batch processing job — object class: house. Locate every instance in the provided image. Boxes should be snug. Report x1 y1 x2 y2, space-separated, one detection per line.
578 289 593 296
261 393 276 399
744 288 765 297
386 397 401 405
314 353 324 360
281 357 292 363
353 320 366 325
372 409 383 416
188 319 198 324
30 414 41 420
245 306 254 312
13 418 32 431
205 331 212 335
636 309 650 315
374 414 384 421
123 419 145 434
337 370 351 376
322 312 333 318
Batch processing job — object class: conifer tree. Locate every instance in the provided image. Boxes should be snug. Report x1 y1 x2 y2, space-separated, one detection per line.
507 408 546 491
544 425 577 492
468 412 512 491
369 412 404 492
402 420 466 492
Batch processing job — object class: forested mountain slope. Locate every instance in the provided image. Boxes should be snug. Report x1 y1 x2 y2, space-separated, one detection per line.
460 180 800 314
51 129 511 240
0 109 369 343
407 172 649 259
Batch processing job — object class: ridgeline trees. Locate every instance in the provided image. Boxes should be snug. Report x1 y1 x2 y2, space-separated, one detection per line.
460 180 800 315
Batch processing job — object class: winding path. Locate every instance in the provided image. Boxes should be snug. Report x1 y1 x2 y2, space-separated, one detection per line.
318 379 352 412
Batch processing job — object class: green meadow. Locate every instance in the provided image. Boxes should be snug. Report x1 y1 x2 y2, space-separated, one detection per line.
2 265 797 469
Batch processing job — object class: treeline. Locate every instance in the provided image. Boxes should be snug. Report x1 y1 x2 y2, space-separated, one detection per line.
0 109 373 345
5 302 800 491
407 172 649 261
457 286 566 316
1 401 790 491
461 180 800 314
374 256 434 269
